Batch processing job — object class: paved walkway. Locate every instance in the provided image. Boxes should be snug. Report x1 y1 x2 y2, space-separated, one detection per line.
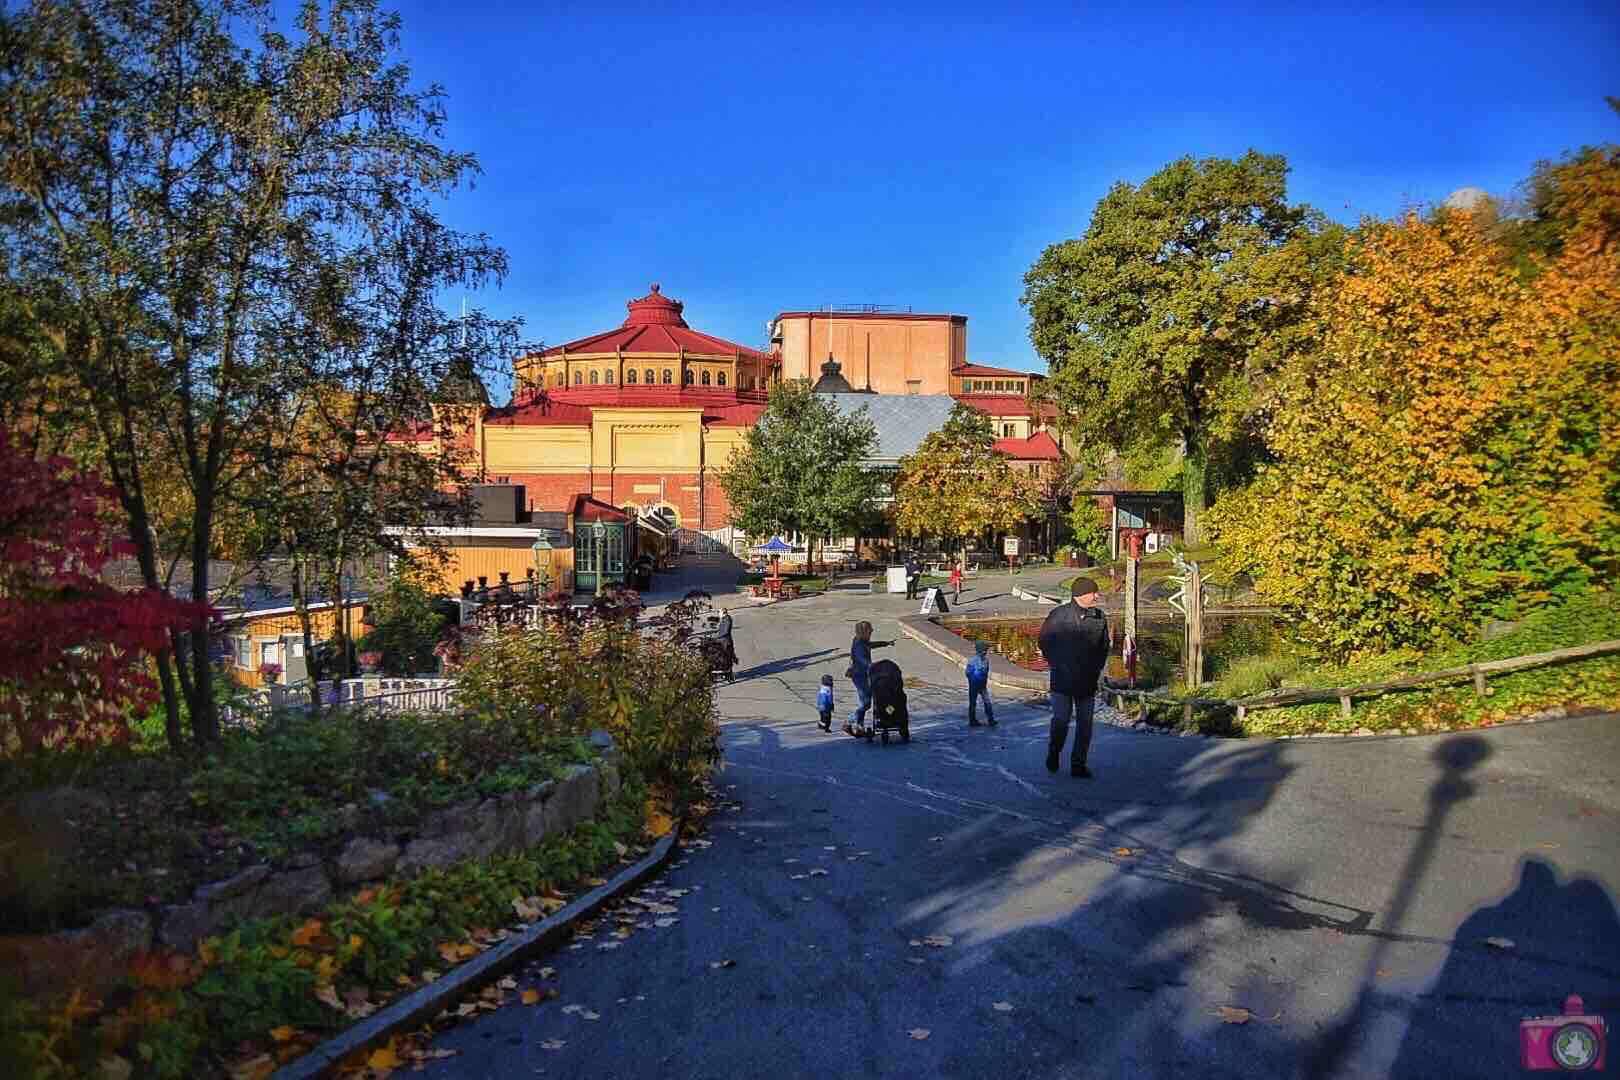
420 574 1620 1079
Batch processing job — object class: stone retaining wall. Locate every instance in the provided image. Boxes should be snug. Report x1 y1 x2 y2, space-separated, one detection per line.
0 738 623 1002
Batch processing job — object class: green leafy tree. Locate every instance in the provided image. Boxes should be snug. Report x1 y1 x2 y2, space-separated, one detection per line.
358 562 449 676
0 0 508 743
1067 499 1111 564
1021 151 1344 543
893 405 1028 551
717 381 881 575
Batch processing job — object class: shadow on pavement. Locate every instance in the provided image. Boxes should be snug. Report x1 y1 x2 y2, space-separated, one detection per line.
734 648 843 683
1387 858 1620 1078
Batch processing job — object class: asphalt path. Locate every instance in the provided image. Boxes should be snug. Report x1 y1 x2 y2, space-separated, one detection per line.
418 573 1620 1079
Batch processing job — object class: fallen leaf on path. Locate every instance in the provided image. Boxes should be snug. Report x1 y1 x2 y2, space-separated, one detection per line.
709 959 736 969
455 1003 478 1017
597 941 621 951
268 1026 296 1044
922 934 954 948
906 958 925 965
521 989 541 1005
929 836 944 843
585 877 608 886
540 1039 565 1050
790 874 808 880
613 841 628 857
664 888 689 897
908 1028 931 1040
513 897 542 921
992 1001 1014 1012
224 1054 273 1080
711 906 721 912
582 1010 600 1021
366 1045 403 1071
1214 1006 1252 1024
99 1056 133 1080
654 917 678 927
809 868 829 877
313 985 343 1011
1114 847 1134 857
497 976 518 991
784 858 800 864
539 966 556 979
561 1004 583 1015
1485 936 1516 950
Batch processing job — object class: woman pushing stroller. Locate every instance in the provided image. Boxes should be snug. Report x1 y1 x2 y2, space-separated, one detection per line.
843 620 894 738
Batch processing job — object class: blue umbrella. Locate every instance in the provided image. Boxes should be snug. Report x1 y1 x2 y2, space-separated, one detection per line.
752 537 794 553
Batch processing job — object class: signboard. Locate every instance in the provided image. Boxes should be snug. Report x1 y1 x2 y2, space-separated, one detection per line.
919 587 949 615
1004 537 1020 557
886 567 909 594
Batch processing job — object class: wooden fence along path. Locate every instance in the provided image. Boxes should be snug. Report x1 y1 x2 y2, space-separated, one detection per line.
1110 639 1620 727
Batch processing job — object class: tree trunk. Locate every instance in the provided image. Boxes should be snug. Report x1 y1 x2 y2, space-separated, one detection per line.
1182 441 1207 547
188 501 220 744
292 558 323 719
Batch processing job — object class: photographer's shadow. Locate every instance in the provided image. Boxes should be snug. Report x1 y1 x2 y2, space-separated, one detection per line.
1389 858 1620 1078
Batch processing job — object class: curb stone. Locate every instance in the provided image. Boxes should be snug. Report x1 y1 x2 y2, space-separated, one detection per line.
270 826 682 1080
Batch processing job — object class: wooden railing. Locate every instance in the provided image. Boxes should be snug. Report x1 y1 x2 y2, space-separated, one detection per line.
222 678 460 727
1109 639 1620 727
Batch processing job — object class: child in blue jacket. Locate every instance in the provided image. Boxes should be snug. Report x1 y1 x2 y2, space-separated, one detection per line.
816 675 835 732
966 641 996 727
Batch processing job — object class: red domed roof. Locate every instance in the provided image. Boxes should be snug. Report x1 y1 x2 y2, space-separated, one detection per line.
537 284 771 361
624 283 687 327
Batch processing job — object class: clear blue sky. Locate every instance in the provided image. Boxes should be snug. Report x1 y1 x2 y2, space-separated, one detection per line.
384 1 1617 384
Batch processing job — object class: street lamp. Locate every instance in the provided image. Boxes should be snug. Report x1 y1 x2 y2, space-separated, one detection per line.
593 519 606 598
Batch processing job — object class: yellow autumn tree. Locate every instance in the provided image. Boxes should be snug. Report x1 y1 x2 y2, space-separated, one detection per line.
893 405 1030 551
1209 149 1619 658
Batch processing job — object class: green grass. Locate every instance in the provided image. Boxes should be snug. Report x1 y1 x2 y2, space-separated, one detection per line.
1148 590 1620 737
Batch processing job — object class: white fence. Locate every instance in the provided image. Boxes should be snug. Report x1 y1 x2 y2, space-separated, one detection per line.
223 677 459 727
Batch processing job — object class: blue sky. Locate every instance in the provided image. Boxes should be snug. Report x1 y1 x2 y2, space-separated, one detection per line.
383 1 1618 382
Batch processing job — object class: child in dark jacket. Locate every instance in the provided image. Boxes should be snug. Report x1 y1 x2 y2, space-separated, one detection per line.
965 641 996 727
816 675 835 732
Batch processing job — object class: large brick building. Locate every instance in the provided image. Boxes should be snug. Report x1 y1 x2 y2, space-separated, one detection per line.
402 285 1065 556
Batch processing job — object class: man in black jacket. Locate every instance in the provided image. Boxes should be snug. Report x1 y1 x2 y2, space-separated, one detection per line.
1037 577 1111 778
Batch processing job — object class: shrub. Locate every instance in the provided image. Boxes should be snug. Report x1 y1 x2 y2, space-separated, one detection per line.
454 611 719 805
1208 652 1303 698
1067 499 1113 564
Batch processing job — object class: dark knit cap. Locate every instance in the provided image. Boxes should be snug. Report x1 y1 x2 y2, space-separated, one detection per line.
1070 577 1101 597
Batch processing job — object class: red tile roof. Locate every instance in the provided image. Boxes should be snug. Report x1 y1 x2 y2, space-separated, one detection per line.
487 387 768 428
954 362 1042 379
385 419 438 443
994 430 1062 461
536 284 773 362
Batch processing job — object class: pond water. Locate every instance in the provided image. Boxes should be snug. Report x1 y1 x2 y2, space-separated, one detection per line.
946 614 1278 685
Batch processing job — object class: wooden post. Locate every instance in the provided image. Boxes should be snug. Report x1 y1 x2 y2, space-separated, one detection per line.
1184 562 1205 691
1471 666 1487 698
1183 702 1193 726
1124 554 1139 686
1339 694 1352 722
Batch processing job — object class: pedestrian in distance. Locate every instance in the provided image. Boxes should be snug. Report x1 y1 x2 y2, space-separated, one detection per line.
843 620 892 737
1037 577 1111 778
948 559 964 604
816 674 835 732
966 640 996 727
904 555 922 600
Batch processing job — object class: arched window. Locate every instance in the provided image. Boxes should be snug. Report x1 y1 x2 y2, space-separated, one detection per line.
662 369 672 385
589 370 599 385
717 371 727 387
605 368 614 384
574 370 582 385
683 369 694 385
646 369 655 385
701 370 711 386
626 368 637 384
555 371 564 387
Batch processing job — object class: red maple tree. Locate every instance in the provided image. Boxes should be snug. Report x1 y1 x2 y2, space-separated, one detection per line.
0 428 210 753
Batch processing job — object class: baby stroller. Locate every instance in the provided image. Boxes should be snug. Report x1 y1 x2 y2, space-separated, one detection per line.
866 658 910 744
